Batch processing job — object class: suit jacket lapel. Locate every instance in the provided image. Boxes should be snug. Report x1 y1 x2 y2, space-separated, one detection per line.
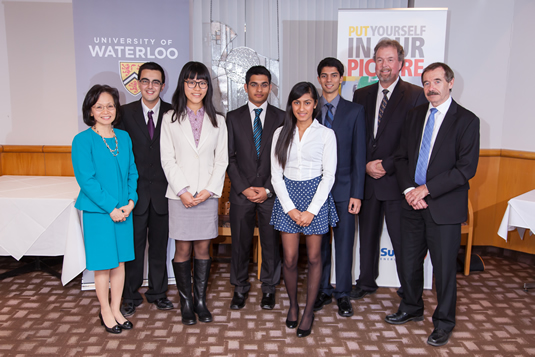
376 80 404 139
332 99 346 132
196 112 213 151
133 100 151 141
152 100 167 143
365 84 378 137
178 112 199 152
429 100 458 165
259 104 276 157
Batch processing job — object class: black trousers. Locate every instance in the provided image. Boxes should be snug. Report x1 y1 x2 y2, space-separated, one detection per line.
318 200 356 299
123 201 169 303
398 208 461 332
229 199 281 294
356 195 403 291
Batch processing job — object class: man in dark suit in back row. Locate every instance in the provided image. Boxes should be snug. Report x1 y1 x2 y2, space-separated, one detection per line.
119 62 174 316
226 66 285 310
351 39 427 300
314 57 366 318
386 62 480 347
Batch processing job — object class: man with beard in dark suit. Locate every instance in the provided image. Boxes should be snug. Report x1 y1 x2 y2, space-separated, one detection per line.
386 62 479 347
227 66 284 310
351 39 427 300
118 62 174 316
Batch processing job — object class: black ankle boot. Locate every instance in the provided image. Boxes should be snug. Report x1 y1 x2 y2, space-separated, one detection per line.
173 260 196 325
193 258 213 323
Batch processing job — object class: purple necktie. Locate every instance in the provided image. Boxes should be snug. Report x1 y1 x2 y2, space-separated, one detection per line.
147 110 155 139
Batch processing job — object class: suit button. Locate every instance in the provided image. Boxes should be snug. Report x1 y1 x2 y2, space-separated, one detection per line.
257 174 260 177
372 144 377 148
149 181 152 184
149 145 153 149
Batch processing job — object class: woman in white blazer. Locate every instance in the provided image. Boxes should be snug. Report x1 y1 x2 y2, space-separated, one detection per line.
160 61 228 325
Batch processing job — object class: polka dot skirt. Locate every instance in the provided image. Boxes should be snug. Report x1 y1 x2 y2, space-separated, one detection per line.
270 176 339 235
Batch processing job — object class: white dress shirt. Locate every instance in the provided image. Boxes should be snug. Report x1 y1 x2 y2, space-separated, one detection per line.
374 77 399 137
141 99 161 125
248 100 268 128
270 119 337 215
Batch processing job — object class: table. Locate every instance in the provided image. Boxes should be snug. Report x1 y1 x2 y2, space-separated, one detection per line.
0 175 85 285
498 189 535 290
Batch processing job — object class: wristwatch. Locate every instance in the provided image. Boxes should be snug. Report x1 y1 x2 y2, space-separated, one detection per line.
265 188 273 198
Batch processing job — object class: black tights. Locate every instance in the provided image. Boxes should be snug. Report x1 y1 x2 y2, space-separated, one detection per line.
281 233 322 330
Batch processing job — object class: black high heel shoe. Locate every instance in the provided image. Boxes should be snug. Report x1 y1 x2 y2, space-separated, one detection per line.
99 312 122 334
296 313 314 338
286 309 299 329
116 319 133 330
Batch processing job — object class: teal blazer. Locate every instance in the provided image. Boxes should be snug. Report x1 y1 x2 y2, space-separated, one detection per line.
72 128 139 214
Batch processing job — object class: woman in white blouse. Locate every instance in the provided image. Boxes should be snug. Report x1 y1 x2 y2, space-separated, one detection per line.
160 61 228 326
270 82 338 337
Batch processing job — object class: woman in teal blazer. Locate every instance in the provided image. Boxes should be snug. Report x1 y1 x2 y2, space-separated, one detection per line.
72 85 138 334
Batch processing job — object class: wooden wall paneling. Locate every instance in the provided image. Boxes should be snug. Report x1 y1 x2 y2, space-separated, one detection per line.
1 152 46 175
43 146 73 176
0 145 3 176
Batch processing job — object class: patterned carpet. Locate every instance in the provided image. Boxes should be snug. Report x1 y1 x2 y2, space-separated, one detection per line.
0 250 535 357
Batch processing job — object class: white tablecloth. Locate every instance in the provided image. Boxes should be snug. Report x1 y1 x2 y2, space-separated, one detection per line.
498 189 535 240
0 175 85 285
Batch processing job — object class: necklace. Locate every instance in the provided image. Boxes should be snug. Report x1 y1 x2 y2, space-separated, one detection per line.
92 126 119 156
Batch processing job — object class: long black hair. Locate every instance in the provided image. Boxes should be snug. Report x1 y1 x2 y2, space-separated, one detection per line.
171 61 218 127
274 82 320 169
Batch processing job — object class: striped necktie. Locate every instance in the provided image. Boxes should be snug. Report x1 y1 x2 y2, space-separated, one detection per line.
378 89 389 126
324 103 334 129
415 108 438 186
253 108 263 157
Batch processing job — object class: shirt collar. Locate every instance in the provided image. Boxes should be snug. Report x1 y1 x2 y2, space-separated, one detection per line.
247 100 268 113
320 94 340 108
141 98 161 117
430 95 452 115
186 106 205 117
378 76 400 96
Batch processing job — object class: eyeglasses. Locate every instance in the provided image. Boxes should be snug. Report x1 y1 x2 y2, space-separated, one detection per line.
185 80 208 89
139 78 162 87
92 104 116 112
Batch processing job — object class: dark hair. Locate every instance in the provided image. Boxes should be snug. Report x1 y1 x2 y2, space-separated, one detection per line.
373 39 405 70
317 57 344 77
138 62 165 84
245 65 271 84
171 61 218 127
422 62 455 86
82 84 121 127
274 82 320 169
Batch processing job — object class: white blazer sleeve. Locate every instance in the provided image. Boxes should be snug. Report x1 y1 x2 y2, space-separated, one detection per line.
160 111 190 197
203 115 228 197
306 128 337 215
270 128 296 213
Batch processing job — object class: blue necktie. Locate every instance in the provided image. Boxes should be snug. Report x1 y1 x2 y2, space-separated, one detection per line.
324 103 334 129
253 108 263 157
415 108 438 186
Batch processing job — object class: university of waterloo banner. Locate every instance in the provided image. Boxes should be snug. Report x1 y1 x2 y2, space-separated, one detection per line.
332 8 448 289
73 0 189 131
72 0 189 289
337 8 447 100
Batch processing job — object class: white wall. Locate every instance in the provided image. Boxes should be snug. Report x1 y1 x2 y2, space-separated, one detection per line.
414 0 535 152
0 0 534 151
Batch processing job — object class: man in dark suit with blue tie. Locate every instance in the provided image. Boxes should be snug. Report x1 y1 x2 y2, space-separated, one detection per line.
118 62 174 316
351 40 427 300
313 57 366 317
227 66 285 310
386 62 480 347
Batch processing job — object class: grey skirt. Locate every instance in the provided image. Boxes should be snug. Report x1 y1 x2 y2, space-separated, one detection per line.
169 198 219 241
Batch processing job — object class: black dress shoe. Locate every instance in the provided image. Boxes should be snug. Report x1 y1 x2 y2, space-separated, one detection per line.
349 287 376 300
427 328 452 347
313 292 332 312
116 319 133 330
120 300 142 318
337 296 354 317
384 311 424 325
151 297 174 310
230 292 248 310
286 319 298 329
296 314 314 338
260 293 275 310
98 312 121 334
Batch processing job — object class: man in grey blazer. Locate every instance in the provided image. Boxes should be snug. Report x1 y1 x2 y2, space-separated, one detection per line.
118 62 174 316
226 66 284 310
